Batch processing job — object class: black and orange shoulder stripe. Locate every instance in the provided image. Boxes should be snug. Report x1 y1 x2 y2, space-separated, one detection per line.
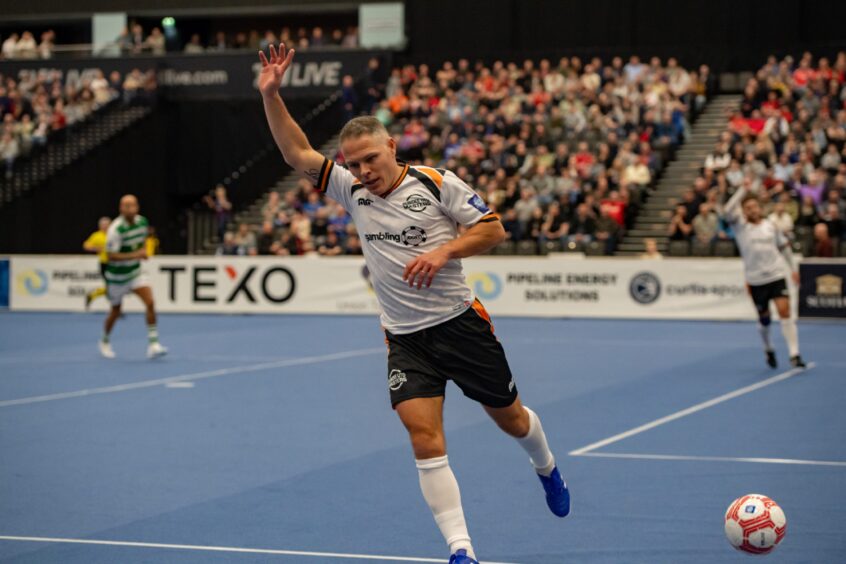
407 166 441 201
315 158 334 193
477 212 500 224
380 162 410 199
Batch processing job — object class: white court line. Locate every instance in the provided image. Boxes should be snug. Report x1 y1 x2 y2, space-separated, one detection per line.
574 451 846 467
569 362 816 456
0 536 519 564
0 348 384 408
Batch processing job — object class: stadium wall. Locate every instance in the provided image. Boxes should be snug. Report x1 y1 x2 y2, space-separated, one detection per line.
11 254 842 320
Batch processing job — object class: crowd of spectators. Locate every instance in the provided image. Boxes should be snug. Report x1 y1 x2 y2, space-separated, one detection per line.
682 52 846 257
0 67 156 178
217 55 713 256
180 25 359 55
1 30 55 59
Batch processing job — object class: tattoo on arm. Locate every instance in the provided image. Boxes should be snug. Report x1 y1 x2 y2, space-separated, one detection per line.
304 168 320 182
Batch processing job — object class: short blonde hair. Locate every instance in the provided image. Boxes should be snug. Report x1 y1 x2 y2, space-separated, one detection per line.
339 116 388 142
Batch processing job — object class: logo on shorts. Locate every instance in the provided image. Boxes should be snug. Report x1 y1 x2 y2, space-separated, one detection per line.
388 369 408 391
403 194 432 212
401 226 428 246
629 272 661 305
508 380 515 392
468 194 490 213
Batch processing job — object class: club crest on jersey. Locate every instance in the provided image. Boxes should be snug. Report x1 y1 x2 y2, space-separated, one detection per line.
401 226 428 246
403 194 432 212
468 194 490 213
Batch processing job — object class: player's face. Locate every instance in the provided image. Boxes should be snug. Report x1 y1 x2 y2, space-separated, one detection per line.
742 199 761 223
120 196 139 220
99 218 111 231
341 134 398 196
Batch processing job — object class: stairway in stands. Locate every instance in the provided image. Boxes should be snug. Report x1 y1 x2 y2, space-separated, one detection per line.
196 134 341 255
0 102 153 207
615 94 742 256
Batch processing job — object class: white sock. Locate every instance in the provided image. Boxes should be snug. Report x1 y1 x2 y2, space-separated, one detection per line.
517 407 556 477
757 322 772 351
416 456 474 559
781 318 800 357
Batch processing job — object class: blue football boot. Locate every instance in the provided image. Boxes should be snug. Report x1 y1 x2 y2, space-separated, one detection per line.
538 465 570 517
449 549 479 564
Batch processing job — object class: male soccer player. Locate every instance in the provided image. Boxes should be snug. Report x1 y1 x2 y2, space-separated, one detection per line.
721 184 806 368
82 216 112 309
258 45 569 563
99 194 167 359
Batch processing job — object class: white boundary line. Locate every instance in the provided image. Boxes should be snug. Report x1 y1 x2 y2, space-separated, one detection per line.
574 451 846 467
569 362 816 456
0 536 520 564
0 348 384 408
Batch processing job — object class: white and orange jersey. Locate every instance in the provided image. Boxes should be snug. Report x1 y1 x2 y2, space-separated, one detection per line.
315 159 498 334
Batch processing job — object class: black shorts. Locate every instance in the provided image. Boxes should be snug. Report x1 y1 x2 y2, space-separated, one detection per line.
384 299 517 409
99 263 107 281
748 278 789 313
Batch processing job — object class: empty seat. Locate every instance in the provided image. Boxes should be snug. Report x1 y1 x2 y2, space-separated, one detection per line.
713 240 737 257
542 240 563 254
584 241 605 256
690 239 713 256
668 240 690 256
517 240 538 255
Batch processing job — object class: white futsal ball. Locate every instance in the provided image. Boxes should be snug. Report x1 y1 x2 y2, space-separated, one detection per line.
724 494 787 554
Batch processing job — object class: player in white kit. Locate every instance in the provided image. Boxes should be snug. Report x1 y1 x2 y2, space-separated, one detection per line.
721 185 806 369
258 44 569 563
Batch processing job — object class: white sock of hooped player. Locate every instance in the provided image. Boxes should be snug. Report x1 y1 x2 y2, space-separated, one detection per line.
780 318 800 357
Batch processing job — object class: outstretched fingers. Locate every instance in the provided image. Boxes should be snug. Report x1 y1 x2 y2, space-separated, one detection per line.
258 50 269 66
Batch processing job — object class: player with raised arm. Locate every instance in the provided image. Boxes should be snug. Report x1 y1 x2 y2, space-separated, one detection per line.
99 194 167 360
720 184 806 369
258 44 569 563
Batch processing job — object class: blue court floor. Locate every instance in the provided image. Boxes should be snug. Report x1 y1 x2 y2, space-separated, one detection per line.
1 312 844 563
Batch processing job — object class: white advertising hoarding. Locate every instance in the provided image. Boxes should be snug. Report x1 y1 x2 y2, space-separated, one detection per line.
9 255 757 320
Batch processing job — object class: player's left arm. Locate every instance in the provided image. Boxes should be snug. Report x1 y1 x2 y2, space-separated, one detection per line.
403 171 505 289
776 228 800 286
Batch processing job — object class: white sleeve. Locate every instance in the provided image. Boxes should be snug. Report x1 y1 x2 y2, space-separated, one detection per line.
439 170 498 227
314 158 356 212
719 185 746 226
105 224 121 253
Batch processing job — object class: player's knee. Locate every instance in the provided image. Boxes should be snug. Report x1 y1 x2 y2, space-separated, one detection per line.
758 311 771 326
408 427 445 458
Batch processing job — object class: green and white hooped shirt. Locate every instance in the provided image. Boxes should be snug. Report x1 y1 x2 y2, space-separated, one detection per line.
104 215 148 285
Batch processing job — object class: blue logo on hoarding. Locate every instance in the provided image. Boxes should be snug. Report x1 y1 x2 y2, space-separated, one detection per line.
629 272 661 305
17 270 49 296
467 272 503 300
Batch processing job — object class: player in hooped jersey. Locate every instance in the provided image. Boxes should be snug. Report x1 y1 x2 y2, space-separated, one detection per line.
259 45 569 563
721 185 806 369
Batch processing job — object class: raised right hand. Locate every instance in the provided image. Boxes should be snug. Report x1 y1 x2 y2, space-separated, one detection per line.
258 43 295 98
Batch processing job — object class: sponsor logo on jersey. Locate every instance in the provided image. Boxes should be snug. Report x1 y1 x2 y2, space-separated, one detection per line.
357 198 373 206
403 194 432 212
468 194 490 213
388 369 408 391
629 271 661 304
401 226 428 246
364 232 401 243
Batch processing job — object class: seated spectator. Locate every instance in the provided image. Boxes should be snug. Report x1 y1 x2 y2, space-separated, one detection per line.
567 203 596 244
233 223 257 255
600 191 626 227
813 222 834 257
39 30 55 59
2 33 19 59
318 232 344 256
262 191 282 221
14 32 38 59
823 203 844 240
704 142 731 173
641 238 663 259
345 233 363 255
184 34 205 54
0 131 19 178
539 203 567 246
217 231 239 255
272 231 298 256
795 195 821 228
501 208 522 241
692 202 718 245
622 156 651 188
668 204 692 240
257 221 276 255
144 27 166 55
595 207 620 255
768 201 794 235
